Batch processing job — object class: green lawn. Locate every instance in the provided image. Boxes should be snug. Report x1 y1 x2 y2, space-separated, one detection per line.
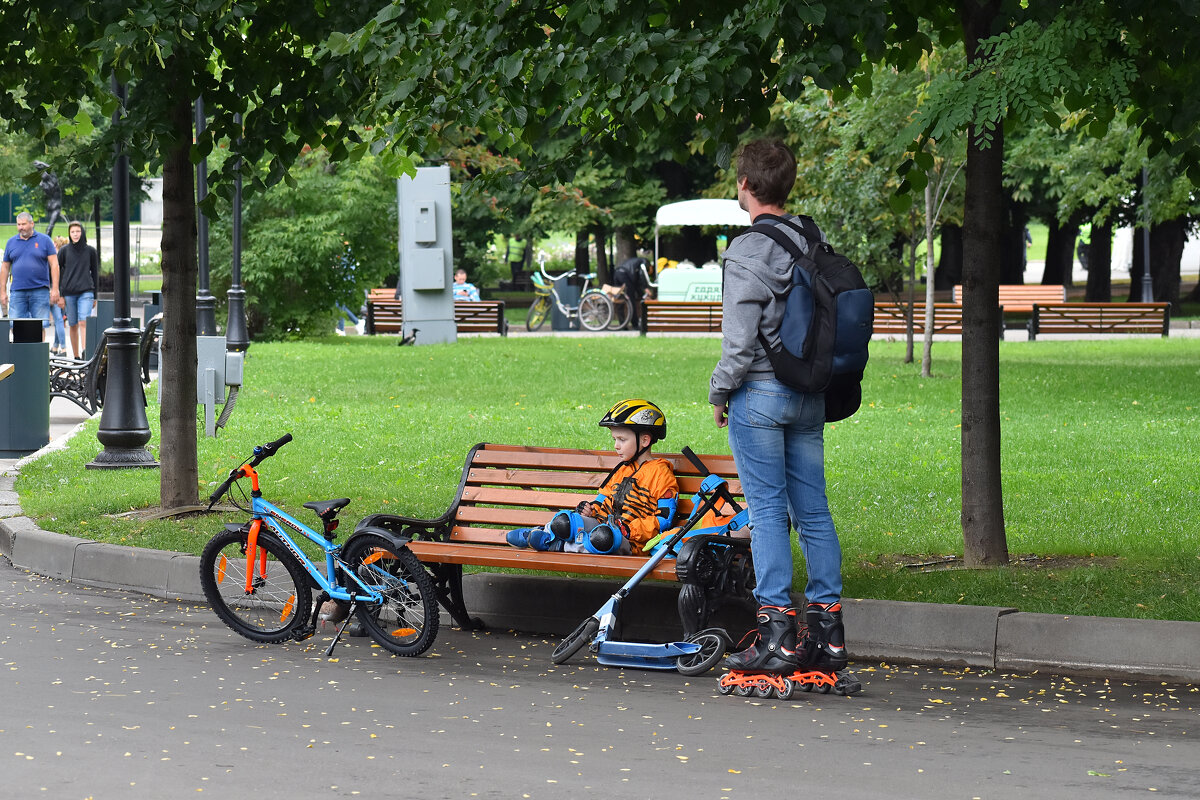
17 335 1200 620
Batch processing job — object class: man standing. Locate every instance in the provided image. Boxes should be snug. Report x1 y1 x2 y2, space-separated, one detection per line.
2 211 61 340
709 138 853 689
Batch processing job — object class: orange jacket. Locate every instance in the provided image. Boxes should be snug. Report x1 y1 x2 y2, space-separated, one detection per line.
590 458 678 555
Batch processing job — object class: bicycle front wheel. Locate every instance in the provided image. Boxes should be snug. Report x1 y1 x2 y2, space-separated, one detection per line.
607 293 634 330
342 533 439 657
526 296 550 331
578 291 613 331
199 528 312 643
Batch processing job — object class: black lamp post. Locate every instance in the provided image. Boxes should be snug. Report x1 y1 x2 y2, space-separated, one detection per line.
88 77 157 470
195 96 217 335
225 112 249 351
1141 166 1155 303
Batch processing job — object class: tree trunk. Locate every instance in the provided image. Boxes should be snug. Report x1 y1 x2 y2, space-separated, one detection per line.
1084 220 1112 301
1151 216 1186 311
593 226 609 285
1041 218 1078 287
959 0 1008 568
614 226 637 263
158 75 200 509
1128 227 1146 302
574 230 590 276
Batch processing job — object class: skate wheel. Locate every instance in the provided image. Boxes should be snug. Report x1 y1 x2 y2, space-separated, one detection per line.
753 679 773 699
718 680 735 696
734 683 754 697
815 682 831 694
796 680 812 692
777 678 796 700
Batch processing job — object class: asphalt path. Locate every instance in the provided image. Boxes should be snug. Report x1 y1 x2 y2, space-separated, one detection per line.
3 561 1199 800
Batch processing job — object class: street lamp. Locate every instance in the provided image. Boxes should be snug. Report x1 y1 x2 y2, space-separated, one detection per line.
1141 166 1154 303
195 96 217 335
88 77 157 470
225 112 249 352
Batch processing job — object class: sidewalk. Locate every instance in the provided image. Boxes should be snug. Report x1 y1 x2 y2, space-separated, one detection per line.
2 386 1199 685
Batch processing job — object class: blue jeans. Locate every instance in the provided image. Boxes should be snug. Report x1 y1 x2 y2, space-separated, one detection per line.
9 288 51 328
727 378 841 608
50 303 66 347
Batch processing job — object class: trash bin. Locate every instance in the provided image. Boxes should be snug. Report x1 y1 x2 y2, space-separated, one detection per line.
0 318 50 456
550 276 580 331
85 297 117 361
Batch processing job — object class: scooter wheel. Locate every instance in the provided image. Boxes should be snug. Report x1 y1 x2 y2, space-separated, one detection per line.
676 630 728 677
551 617 599 664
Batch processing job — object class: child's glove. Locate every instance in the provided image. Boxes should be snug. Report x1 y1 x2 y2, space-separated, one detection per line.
575 500 599 518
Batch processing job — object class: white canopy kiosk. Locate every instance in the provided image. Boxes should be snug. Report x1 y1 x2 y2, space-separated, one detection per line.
653 199 750 302
654 198 751 264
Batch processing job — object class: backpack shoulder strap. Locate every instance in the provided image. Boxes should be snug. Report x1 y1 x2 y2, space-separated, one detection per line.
754 213 822 247
749 221 805 262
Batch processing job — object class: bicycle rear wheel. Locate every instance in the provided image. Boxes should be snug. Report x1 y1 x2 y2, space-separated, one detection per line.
578 291 613 331
607 293 634 330
342 533 439 657
199 528 312 643
526 295 550 331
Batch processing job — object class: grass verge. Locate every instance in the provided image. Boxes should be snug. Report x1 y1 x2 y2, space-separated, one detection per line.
16 335 1200 621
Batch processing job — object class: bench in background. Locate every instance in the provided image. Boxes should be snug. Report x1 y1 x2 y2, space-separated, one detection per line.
953 284 1066 314
1028 302 1170 340
640 300 723 334
365 289 508 336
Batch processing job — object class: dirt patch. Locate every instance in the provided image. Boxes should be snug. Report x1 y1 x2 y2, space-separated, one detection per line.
106 504 239 522
864 553 1122 572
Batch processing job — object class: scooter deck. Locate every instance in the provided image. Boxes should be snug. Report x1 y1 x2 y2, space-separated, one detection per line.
595 640 700 670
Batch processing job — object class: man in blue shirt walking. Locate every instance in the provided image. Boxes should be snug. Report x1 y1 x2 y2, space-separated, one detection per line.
1 211 61 341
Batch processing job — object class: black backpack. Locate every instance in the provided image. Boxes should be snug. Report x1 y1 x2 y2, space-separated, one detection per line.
749 214 873 422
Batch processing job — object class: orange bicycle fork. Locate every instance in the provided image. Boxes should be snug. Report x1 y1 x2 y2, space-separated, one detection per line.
236 465 266 595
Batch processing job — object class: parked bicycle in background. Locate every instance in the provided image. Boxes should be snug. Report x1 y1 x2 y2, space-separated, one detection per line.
526 255 614 332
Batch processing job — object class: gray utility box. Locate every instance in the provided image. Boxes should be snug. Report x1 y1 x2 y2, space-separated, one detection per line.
0 318 50 456
396 166 456 345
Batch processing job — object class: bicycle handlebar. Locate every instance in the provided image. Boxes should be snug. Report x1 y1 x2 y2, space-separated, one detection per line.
539 263 577 282
206 433 293 508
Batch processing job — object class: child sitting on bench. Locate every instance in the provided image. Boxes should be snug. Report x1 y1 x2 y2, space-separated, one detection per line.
506 399 679 556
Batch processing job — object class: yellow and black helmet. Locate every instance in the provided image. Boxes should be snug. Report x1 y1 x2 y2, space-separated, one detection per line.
599 399 667 442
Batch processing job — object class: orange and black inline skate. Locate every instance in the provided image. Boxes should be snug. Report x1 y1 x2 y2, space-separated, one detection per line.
718 603 862 699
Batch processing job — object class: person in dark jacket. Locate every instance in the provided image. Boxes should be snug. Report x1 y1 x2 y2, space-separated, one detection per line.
58 221 99 359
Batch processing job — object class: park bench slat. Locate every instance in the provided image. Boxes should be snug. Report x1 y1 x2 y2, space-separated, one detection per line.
641 300 723 334
405 541 679 580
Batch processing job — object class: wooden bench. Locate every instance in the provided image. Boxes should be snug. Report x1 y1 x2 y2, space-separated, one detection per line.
356 443 754 633
640 300 723 333
1028 302 1171 340
953 284 1066 314
365 290 508 336
873 301 1005 338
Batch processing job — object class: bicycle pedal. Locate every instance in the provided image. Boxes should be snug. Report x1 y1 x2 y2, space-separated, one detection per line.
292 626 316 642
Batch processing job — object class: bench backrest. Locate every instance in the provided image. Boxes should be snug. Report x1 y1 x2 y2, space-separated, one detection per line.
873 302 965 334
447 443 742 546
953 284 1066 311
641 300 723 333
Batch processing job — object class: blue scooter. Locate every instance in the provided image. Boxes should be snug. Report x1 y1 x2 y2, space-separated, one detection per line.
550 448 747 673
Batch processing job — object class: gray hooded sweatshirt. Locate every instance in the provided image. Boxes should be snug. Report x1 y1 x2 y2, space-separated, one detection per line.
709 215 823 406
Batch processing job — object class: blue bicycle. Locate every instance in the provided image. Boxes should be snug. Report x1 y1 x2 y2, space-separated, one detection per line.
199 434 438 657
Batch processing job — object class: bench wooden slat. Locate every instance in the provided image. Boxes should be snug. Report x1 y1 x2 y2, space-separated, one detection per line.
406 540 679 580
460 486 596 510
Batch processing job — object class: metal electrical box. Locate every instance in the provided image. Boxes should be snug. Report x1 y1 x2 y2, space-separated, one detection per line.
396 166 456 345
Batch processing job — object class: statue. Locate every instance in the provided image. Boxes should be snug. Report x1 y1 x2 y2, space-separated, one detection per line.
33 160 63 238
